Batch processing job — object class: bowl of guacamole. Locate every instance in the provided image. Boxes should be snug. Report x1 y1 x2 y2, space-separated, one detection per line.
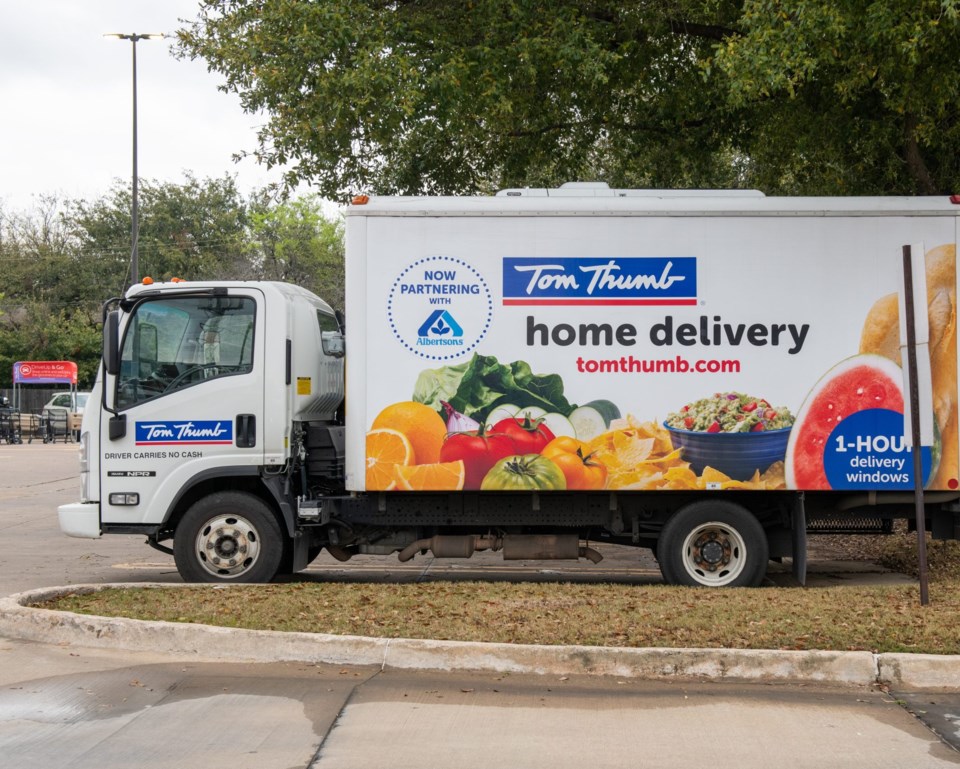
664 392 794 479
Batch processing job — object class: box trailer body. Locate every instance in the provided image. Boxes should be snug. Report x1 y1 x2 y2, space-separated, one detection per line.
59 190 960 587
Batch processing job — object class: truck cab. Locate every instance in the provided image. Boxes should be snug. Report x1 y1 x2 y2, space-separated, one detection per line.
59 281 345 581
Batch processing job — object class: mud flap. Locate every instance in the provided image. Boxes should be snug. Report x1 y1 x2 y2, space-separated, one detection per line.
291 531 311 573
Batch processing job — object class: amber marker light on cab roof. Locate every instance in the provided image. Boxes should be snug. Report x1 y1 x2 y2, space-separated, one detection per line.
352 194 370 205
950 195 960 204
142 276 154 285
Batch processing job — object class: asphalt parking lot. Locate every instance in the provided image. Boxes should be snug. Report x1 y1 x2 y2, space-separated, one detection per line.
1 441 959 769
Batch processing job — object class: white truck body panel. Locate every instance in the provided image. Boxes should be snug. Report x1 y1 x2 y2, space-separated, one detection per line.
345 195 958 493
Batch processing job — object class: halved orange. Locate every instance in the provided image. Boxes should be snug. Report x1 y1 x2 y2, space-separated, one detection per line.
394 460 465 491
366 429 414 490
371 401 446 464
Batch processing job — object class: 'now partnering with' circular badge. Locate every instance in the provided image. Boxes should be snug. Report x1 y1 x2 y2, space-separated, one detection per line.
388 256 493 361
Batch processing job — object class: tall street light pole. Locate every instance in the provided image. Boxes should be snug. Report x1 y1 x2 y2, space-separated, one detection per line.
105 33 164 287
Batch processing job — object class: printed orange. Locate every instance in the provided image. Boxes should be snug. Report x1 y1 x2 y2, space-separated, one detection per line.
366 428 413 490
371 401 447 464
394 460 466 491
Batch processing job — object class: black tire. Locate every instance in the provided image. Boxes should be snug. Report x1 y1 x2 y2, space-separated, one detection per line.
658 501 768 587
173 492 284 583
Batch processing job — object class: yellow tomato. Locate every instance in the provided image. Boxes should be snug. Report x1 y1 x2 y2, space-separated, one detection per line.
542 436 608 490
542 435 585 460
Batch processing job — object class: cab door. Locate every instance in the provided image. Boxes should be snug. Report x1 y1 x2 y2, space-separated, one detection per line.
100 289 265 526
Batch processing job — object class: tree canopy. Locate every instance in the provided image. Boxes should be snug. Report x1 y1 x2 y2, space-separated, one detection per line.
175 0 960 199
0 179 342 388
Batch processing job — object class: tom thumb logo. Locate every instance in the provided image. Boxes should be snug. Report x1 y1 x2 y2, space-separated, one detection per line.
502 257 697 306
136 420 233 445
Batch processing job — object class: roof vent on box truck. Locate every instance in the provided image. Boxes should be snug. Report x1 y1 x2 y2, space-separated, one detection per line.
495 182 767 198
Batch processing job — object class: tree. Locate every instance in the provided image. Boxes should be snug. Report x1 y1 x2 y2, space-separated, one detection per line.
70 173 252 286
175 1 960 198
0 196 107 388
247 193 345 310
712 0 960 195
0 179 346 387
0 302 101 389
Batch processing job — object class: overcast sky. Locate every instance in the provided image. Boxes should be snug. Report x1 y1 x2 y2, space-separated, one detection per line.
0 0 292 213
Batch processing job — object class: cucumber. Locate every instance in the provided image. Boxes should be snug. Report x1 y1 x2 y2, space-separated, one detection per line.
485 403 520 426
584 399 621 427
568 406 608 440
540 411 576 438
517 406 547 420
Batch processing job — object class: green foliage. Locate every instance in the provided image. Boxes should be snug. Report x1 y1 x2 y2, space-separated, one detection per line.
71 174 251 284
247 193 345 311
175 0 960 197
176 1 745 198
0 303 101 388
713 0 960 194
0 178 345 387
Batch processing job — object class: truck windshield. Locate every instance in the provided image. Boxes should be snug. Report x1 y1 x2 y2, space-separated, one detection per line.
116 295 256 409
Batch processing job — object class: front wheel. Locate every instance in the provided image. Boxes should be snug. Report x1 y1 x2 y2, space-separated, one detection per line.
173 492 284 583
658 501 768 587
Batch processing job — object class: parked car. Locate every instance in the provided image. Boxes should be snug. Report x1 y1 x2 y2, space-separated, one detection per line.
42 392 90 441
42 391 90 415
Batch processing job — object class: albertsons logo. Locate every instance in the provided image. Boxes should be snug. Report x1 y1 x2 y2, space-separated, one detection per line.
418 309 464 341
388 257 492 362
502 257 697 306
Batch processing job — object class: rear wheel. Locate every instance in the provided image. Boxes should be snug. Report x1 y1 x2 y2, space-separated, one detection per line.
658 501 768 587
173 492 284 583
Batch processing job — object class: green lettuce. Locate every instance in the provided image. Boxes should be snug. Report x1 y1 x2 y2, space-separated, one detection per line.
413 353 575 422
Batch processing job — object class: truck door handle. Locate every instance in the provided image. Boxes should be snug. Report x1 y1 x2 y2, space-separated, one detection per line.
236 414 256 448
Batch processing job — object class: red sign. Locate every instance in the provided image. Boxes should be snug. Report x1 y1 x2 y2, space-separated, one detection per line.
13 361 78 385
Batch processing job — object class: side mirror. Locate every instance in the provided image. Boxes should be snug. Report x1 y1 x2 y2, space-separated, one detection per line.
104 311 120 375
321 330 345 358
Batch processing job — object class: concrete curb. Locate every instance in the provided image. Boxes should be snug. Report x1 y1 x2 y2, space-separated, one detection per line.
2 584 957 689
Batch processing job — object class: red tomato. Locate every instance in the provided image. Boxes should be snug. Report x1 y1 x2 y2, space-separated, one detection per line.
439 428 516 489
491 415 556 455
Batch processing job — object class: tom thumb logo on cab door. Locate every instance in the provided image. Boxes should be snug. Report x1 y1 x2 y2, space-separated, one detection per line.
502 257 697 306
135 420 233 445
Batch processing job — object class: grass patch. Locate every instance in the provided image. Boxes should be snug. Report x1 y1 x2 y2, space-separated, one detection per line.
36 535 960 655
877 536 960 579
40 578 960 655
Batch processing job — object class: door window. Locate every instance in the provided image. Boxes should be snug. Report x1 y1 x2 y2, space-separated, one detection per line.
117 295 256 409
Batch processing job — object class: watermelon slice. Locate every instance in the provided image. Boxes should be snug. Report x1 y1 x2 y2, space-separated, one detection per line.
785 354 904 489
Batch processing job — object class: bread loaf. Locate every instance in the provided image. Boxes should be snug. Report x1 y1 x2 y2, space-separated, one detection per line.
859 244 957 488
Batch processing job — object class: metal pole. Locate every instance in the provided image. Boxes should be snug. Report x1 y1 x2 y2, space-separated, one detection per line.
902 245 930 605
131 37 139 285
105 33 162 288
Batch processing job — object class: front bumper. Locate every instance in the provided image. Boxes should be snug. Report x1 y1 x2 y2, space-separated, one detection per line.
58 502 101 539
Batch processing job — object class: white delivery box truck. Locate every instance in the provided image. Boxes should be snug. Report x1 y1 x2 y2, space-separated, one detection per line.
59 187 960 587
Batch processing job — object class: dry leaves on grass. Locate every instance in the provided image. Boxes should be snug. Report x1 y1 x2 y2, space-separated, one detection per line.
41 578 960 655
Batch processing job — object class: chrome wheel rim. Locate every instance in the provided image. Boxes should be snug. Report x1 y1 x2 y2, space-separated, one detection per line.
194 514 261 579
679 521 747 586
